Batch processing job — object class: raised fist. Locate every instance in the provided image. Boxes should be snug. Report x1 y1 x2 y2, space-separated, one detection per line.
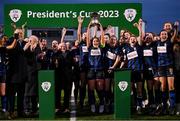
62 28 67 33
78 16 84 23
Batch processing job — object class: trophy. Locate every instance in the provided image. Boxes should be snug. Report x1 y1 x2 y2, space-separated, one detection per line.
90 12 100 27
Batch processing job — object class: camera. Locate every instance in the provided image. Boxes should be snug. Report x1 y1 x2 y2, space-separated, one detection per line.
14 33 19 40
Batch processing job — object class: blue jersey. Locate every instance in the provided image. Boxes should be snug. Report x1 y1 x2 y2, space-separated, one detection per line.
0 47 6 76
143 42 157 70
156 39 174 67
79 40 89 67
71 47 80 59
124 44 143 71
104 45 120 68
88 47 104 70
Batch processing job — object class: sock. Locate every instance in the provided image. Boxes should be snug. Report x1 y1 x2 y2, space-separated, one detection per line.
169 90 176 108
105 91 110 104
162 91 167 110
88 90 95 105
155 89 161 105
97 90 104 105
148 90 154 105
1 96 7 112
80 87 86 105
137 96 143 107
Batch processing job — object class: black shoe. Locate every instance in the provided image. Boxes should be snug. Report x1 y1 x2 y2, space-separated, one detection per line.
79 102 84 109
23 111 31 117
104 104 110 113
148 104 156 115
31 111 39 117
9 112 18 119
0 111 10 120
169 107 175 115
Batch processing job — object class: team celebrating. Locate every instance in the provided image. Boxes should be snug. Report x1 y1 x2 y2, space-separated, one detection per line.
0 15 180 119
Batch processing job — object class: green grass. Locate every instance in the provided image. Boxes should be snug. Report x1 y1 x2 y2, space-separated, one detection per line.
1 104 180 120
1 91 180 120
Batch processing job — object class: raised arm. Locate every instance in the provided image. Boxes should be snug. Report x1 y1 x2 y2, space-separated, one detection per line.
171 21 179 43
86 22 92 48
134 18 144 46
60 28 67 43
6 38 17 49
99 23 105 47
77 16 84 42
21 22 27 39
11 23 17 31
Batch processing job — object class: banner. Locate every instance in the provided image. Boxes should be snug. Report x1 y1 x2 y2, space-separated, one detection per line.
4 4 141 37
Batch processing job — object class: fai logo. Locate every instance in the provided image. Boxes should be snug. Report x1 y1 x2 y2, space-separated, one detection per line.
118 81 128 91
124 8 137 22
41 81 51 92
9 9 22 22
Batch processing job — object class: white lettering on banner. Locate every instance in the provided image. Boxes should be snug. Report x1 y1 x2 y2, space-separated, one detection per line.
82 46 88 52
26 10 120 19
90 49 101 56
27 10 72 18
157 46 167 53
106 51 116 60
143 50 153 56
127 51 138 60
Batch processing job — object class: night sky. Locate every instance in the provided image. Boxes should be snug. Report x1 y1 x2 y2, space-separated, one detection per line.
0 0 180 33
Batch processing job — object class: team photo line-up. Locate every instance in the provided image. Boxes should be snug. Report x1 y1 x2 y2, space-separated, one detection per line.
0 15 180 119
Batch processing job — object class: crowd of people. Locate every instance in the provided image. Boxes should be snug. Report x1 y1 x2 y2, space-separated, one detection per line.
0 16 180 120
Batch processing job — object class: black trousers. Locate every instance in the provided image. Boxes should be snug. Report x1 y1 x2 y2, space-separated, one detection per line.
55 69 73 110
6 83 25 114
175 70 180 103
55 81 72 109
24 96 38 113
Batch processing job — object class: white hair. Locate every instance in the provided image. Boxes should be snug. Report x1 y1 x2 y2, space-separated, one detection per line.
29 35 39 43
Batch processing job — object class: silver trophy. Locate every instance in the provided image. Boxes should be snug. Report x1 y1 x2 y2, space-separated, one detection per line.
90 12 100 27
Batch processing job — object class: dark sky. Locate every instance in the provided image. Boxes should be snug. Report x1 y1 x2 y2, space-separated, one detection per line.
0 0 180 33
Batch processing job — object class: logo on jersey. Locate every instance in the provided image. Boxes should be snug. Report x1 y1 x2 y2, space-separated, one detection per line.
9 9 22 22
118 81 128 91
41 81 51 92
124 8 137 22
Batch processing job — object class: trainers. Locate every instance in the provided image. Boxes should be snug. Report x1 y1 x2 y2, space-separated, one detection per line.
136 106 142 115
63 109 70 113
91 105 96 113
176 111 180 115
99 105 104 113
176 103 180 115
55 109 60 113
155 104 163 115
